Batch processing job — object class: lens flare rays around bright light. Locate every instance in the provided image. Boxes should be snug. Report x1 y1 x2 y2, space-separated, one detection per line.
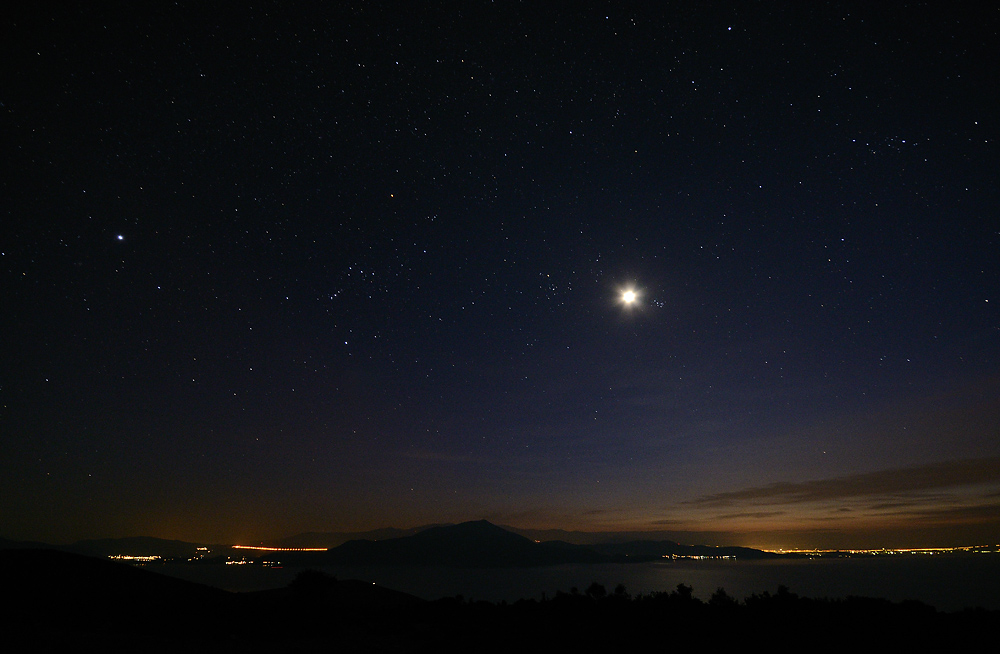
616 285 642 310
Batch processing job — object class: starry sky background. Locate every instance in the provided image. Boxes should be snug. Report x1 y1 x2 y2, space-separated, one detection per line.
3 2 998 549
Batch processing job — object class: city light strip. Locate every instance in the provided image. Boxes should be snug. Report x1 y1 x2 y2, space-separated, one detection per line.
232 545 328 552
765 545 997 555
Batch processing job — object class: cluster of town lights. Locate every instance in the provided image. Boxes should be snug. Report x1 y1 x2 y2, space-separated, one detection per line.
768 545 997 555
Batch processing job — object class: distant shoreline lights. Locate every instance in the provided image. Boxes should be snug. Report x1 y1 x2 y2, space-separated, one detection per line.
232 545 328 552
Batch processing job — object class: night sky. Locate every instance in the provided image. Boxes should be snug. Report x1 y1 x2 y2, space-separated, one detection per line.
3 2 998 549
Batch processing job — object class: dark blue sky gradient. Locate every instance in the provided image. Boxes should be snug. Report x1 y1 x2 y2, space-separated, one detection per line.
2 2 998 548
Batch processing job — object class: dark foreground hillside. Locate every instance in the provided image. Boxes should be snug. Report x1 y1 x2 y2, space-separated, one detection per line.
2 549 995 652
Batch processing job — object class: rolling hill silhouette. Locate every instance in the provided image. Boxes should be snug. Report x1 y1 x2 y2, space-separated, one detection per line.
270 525 439 549
68 535 219 558
313 519 613 567
2 543 994 652
0 548 425 647
0 547 231 637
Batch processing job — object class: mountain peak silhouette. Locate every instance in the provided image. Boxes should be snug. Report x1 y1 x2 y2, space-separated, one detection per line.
321 519 608 567
409 520 531 545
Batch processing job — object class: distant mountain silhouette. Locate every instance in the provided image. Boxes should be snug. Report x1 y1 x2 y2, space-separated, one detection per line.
308 520 614 567
3 525 784 566
270 525 441 549
67 535 223 558
0 537 57 550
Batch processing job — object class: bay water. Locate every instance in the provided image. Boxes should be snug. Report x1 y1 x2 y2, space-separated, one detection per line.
155 555 1000 612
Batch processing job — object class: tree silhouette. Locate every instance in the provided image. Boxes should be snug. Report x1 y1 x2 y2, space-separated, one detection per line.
672 583 694 602
709 587 738 608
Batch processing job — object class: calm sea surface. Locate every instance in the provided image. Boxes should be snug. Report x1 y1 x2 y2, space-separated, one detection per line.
155 556 1000 612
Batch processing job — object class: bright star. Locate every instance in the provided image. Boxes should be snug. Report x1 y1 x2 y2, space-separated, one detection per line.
617 286 642 310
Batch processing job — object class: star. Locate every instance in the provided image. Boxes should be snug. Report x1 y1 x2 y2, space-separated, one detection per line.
617 286 642 310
